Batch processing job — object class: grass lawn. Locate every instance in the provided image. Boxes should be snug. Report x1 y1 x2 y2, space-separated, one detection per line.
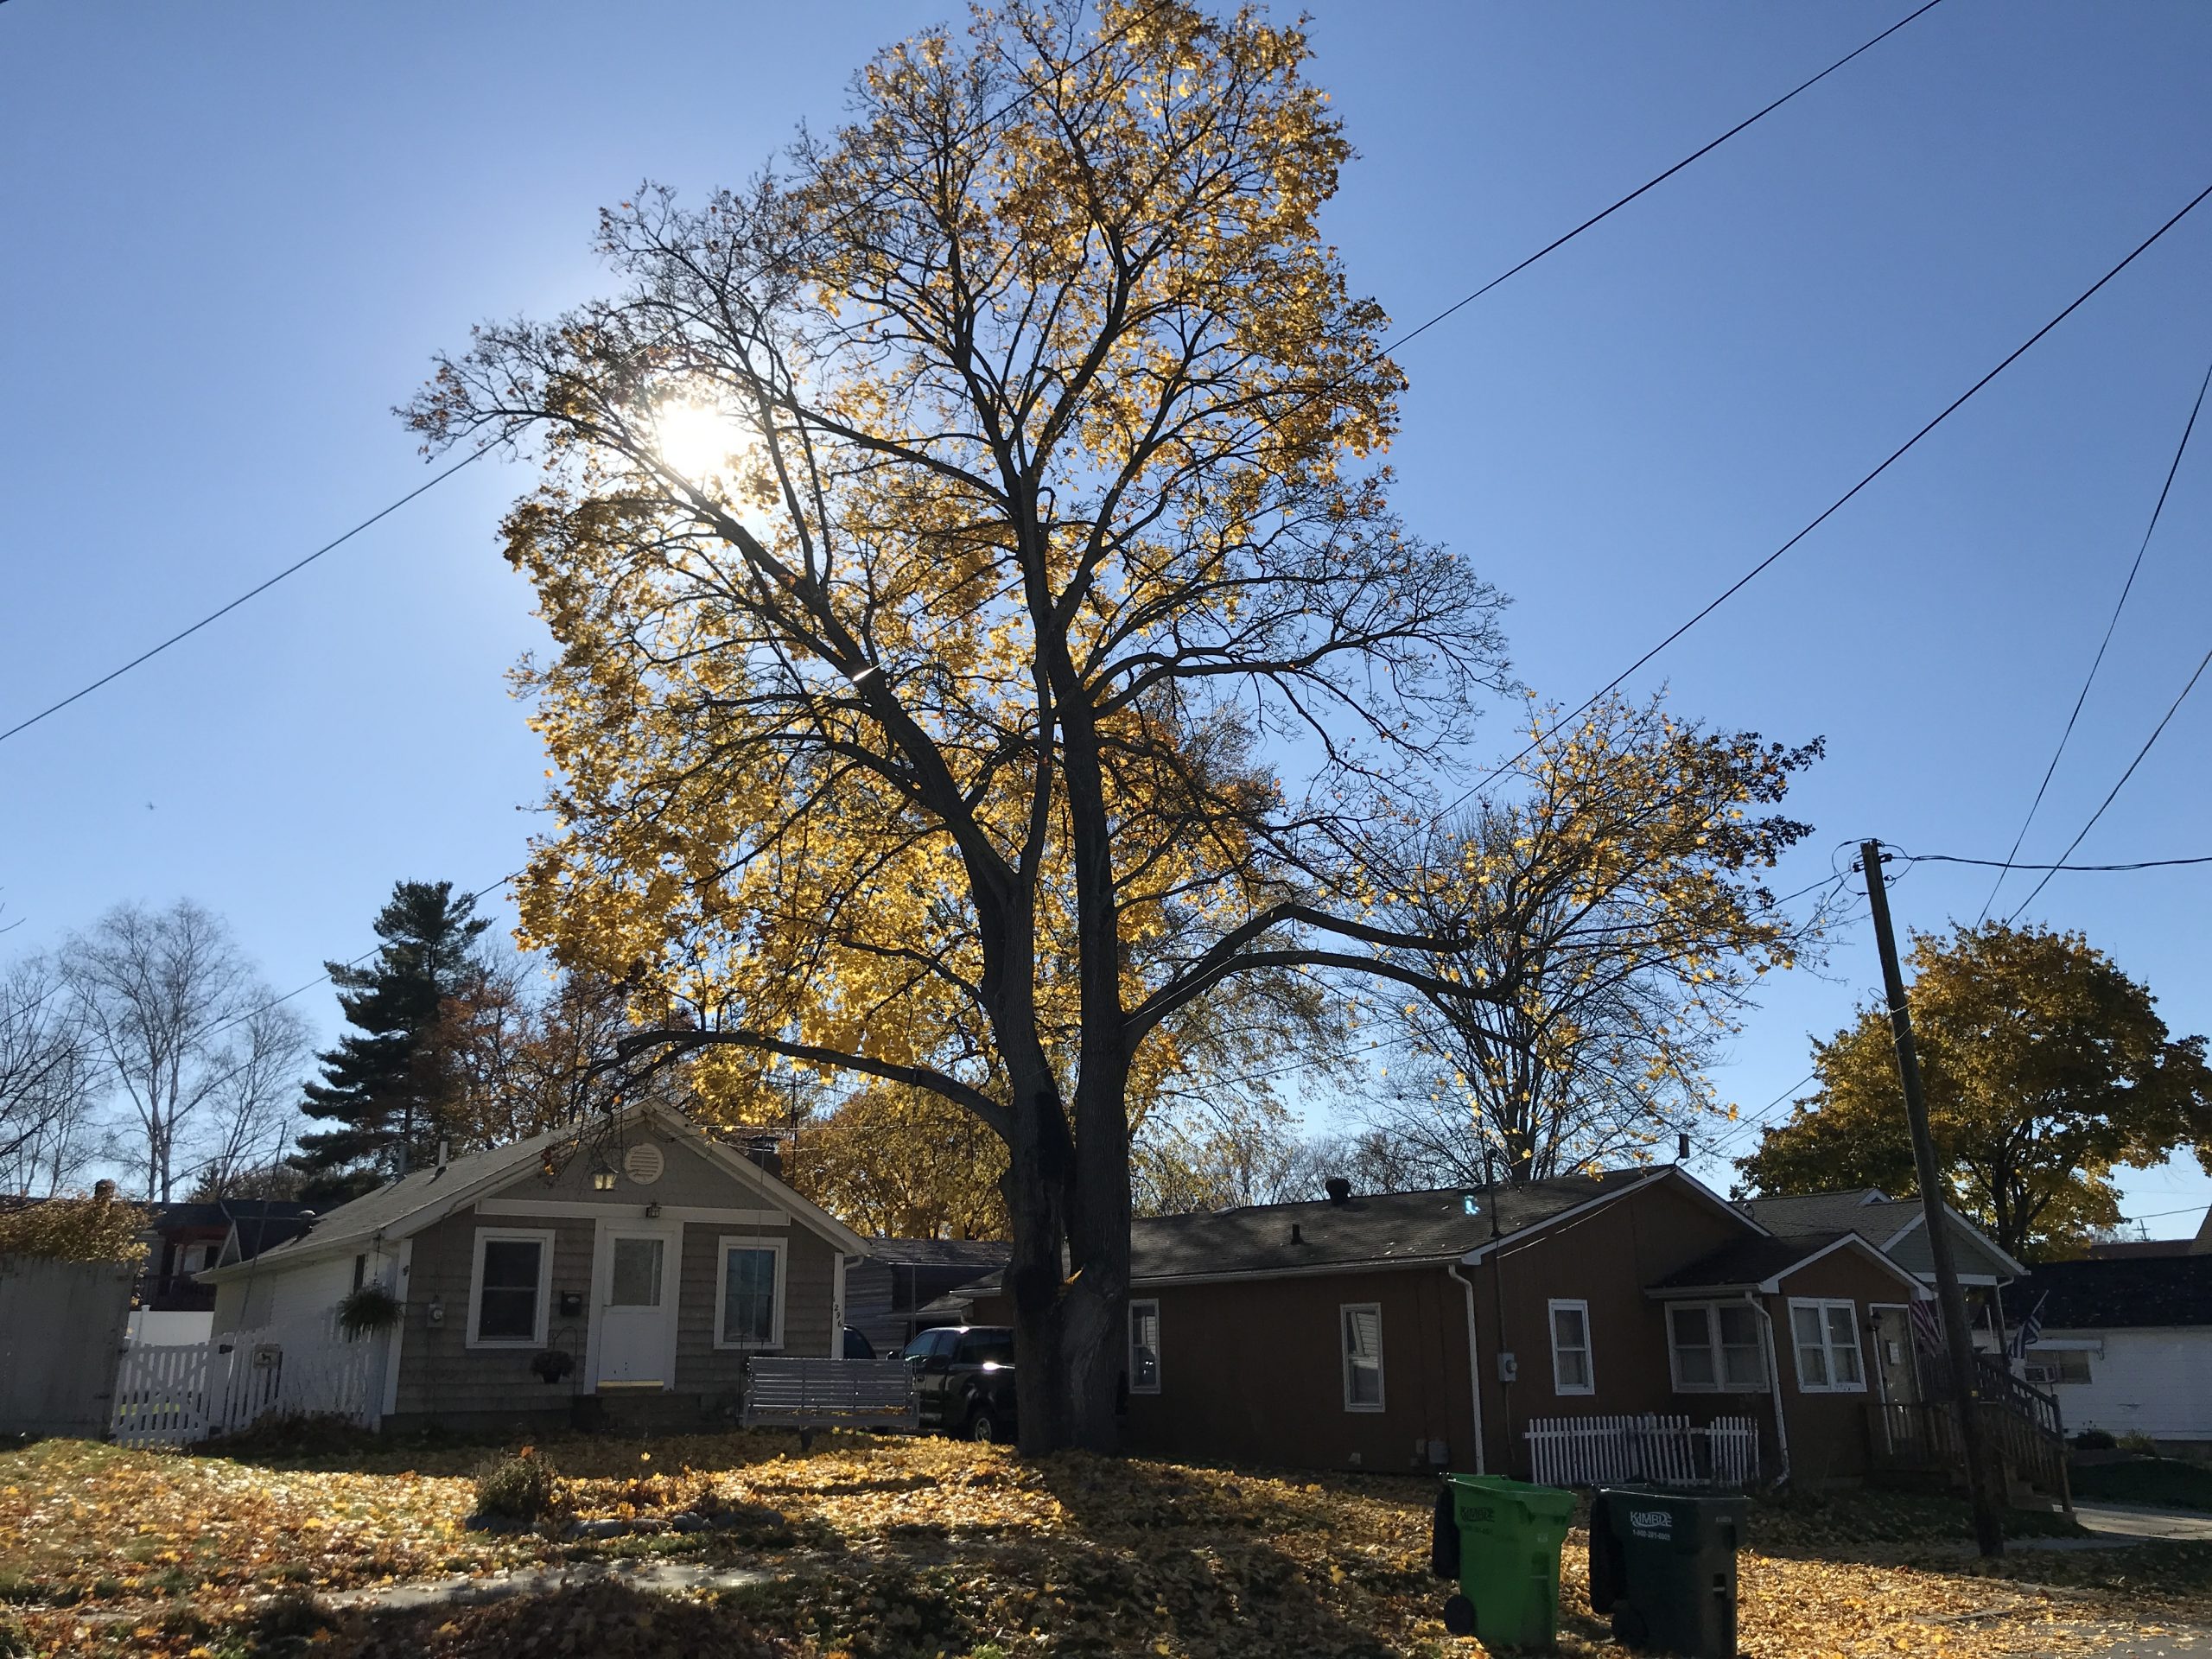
2071 1458 2212 1513
1 1428 2205 1658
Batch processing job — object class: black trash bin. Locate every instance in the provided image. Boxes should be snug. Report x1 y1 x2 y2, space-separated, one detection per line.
1588 1487 1746 1657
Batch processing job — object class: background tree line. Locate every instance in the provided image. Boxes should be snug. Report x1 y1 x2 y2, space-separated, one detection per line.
0 882 665 1207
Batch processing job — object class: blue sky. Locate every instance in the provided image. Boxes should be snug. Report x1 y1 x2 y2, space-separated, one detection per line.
2 2 2208 1235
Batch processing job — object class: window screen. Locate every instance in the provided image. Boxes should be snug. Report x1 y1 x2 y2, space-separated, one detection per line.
722 1245 779 1344
1550 1301 1592 1392
610 1236 664 1307
1716 1304 1765 1388
1669 1306 1717 1387
476 1239 543 1341
1790 1300 1864 1391
1342 1304 1384 1408
1128 1300 1161 1394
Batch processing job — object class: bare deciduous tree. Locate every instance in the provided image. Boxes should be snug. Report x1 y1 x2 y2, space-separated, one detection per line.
63 900 308 1201
0 950 100 1196
1365 694 1828 1185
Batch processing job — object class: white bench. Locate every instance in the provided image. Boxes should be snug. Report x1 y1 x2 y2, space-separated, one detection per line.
742 1357 918 1440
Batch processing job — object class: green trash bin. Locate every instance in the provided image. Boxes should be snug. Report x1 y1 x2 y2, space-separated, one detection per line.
1587 1486 1747 1656
1428 1473 1577 1650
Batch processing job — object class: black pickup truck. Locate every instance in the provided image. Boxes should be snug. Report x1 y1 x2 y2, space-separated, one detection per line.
899 1325 1016 1442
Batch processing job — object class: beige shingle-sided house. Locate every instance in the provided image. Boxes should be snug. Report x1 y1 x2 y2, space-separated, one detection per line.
200 1103 868 1433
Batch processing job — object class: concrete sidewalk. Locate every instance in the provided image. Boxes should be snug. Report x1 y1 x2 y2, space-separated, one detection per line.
2072 1502 2212 1544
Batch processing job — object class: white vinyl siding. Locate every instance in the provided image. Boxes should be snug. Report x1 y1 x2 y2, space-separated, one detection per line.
1340 1303 1385 1411
467 1228 553 1348
1548 1299 1594 1395
1128 1298 1161 1395
2024 1349 2092 1386
714 1235 788 1350
1668 1301 1766 1392
1789 1298 1866 1392
2021 1328 2212 1440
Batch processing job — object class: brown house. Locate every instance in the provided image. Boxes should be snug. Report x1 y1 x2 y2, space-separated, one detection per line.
965 1165 1925 1484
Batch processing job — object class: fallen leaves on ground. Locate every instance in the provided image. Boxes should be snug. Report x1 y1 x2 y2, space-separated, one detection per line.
284 1580 796 1659
1 1430 2204 1657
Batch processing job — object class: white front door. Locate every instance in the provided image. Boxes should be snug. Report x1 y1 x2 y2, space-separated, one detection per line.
591 1225 679 1390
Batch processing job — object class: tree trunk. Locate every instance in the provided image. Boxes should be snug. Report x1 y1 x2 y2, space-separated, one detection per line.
1001 1069 1077 1455
1064 1044 1134 1453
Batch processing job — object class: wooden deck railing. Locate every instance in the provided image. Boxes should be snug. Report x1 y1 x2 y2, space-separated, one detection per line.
1868 1391 2070 1510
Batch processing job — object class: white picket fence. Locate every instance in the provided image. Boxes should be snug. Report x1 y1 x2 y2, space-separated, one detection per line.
111 1324 383 1447
1525 1413 1760 1490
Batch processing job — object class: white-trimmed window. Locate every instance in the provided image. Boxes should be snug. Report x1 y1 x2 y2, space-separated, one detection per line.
468 1228 554 1348
1788 1298 1866 1393
1341 1302 1385 1411
2023 1348 2093 1386
1548 1299 1594 1395
1128 1298 1161 1395
1668 1301 1766 1391
715 1235 788 1349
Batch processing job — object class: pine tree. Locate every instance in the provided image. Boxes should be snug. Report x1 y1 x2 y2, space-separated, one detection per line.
293 880 489 1191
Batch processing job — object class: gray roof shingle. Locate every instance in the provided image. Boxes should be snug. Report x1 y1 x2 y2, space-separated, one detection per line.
1738 1190 1910 1240
1650 1230 1861 1293
861 1238 1012 1271
2001 1257 2212 1329
220 1117 606 1271
1126 1169 1662 1281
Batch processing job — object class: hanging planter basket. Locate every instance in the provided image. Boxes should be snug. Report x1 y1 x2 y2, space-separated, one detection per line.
336 1283 403 1339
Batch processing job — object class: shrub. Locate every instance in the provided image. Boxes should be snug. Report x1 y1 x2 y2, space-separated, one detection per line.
2117 1429 2161 1454
245 1589 344 1655
474 1446 561 1520
2074 1428 2118 1451
0 1194 151 1262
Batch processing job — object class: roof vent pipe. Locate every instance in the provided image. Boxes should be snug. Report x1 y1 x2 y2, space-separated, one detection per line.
1290 1223 1304 1244
1325 1177 1352 1206
435 1139 449 1173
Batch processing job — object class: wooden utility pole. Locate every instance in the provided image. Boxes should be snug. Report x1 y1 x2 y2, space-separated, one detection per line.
1859 840 2004 1557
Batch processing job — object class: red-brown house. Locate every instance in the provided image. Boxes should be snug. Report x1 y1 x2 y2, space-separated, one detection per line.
965 1164 1928 1484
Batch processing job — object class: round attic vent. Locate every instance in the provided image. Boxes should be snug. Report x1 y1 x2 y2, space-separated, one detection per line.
623 1143 665 1186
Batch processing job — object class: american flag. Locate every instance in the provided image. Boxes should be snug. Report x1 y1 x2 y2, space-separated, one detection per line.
1907 1299 1943 1354
2009 1291 2049 1360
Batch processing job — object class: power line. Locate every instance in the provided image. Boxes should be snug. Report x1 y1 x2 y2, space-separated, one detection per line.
1977 352 2212 922
0 446 493 748
1382 0 1949 358
2004 640 2212 920
3 0 1941 758
1904 849 2212 874
206 871 520 1041
2111 1201 2211 1226
1705 1069 1820 1157
1441 175 2212 820
0 0 1183 753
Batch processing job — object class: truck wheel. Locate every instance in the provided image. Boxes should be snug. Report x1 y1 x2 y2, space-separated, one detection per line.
1442 1593 1477 1637
966 1408 999 1444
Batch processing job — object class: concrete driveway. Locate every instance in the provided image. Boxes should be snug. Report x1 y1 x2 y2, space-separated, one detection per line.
2073 1502 2212 1544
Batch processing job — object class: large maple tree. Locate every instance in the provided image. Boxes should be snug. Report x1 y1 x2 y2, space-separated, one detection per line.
409 0 1509 1449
